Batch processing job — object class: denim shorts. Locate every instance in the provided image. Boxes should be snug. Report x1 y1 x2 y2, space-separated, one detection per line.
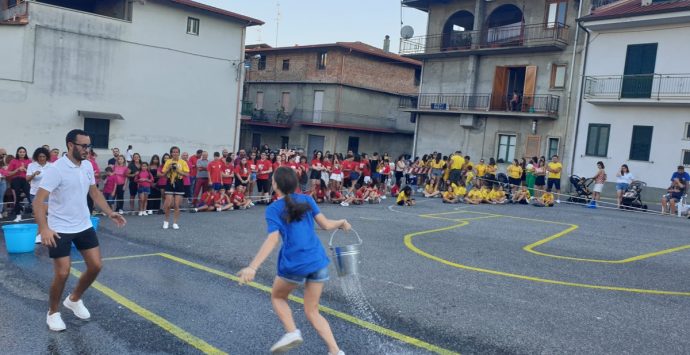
616 183 629 192
138 186 151 194
278 266 330 285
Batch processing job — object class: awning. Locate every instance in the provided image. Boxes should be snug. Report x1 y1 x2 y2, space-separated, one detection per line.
77 110 124 120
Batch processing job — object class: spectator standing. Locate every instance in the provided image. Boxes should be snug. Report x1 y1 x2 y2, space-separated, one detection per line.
107 148 120 166
188 149 201 195
125 145 133 164
127 153 142 212
0 157 7 218
546 155 563 203
589 161 607 208
448 151 465 185
161 146 189 230
27 147 51 201
615 164 635 209
7 146 33 220
193 151 209 204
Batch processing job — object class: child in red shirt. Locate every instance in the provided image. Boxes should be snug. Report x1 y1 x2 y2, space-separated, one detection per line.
207 152 224 191
195 190 216 212
102 167 117 209
214 187 233 211
232 185 252 209
256 152 273 204
135 162 154 216
221 156 234 190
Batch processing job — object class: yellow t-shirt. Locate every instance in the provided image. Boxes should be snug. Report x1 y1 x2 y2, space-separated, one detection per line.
449 155 465 170
443 191 455 200
475 164 487 177
542 193 554 204
430 160 445 169
547 162 562 179
396 191 409 204
424 183 435 194
451 183 466 197
467 189 482 200
465 171 474 185
522 190 531 199
163 158 190 182
507 165 522 179
443 165 450 180
480 188 491 200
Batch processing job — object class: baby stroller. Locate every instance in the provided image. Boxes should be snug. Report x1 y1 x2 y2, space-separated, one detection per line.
567 175 593 204
621 181 648 211
495 173 513 200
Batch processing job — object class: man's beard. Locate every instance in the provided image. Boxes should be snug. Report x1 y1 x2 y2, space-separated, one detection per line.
72 149 85 161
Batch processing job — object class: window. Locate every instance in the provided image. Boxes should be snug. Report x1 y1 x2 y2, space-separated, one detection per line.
585 124 610 157
550 64 567 89
251 133 261 150
282 59 290 71
348 136 360 155
83 118 110 149
629 125 653 161
497 134 516 163
255 91 264 110
548 137 559 158
258 55 266 71
683 150 690 166
546 1 567 28
186 17 200 35
414 68 421 86
281 92 290 112
622 43 657 98
685 123 690 140
281 136 290 149
317 51 328 70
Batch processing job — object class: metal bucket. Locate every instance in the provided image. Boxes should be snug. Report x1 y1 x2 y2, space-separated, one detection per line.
329 229 363 277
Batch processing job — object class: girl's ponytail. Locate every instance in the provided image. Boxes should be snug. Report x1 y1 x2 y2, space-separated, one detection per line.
274 167 311 223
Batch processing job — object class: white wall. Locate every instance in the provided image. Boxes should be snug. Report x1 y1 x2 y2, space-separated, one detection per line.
0 1 248 164
573 23 690 188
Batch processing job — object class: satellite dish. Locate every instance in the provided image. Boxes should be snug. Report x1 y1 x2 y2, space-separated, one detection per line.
401 25 415 39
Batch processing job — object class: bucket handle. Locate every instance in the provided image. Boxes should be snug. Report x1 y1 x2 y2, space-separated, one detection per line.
329 228 362 247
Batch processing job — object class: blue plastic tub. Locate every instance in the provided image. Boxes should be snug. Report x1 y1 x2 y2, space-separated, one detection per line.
2 224 38 254
91 216 100 232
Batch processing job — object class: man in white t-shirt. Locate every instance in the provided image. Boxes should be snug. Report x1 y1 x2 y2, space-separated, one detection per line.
125 145 133 164
34 129 126 332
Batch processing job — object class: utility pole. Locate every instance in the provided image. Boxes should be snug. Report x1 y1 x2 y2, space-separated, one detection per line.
275 1 281 47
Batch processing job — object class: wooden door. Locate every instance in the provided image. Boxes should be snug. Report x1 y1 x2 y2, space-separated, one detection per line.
525 135 541 158
491 66 508 110
522 66 537 112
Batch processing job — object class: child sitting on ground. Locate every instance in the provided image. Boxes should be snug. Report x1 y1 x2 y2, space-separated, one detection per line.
442 185 459 204
480 186 492 204
195 190 216 212
390 184 400 198
451 181 466 203
423 181 441 198
214 187 234 211
465 185 483 205
489 185 507 204
232 185 253 209
330 190 346 204
464 167 474 191
365 182 381 203
396 185 415 206
533 191 555 207
512 185 531 204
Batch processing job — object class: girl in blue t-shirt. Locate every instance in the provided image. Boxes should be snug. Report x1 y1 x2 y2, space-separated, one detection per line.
238 167 350 355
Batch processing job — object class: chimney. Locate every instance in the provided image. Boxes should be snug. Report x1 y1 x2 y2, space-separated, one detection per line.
383 35 390 52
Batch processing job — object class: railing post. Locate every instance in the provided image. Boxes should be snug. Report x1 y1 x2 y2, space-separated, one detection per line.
618 75 624 100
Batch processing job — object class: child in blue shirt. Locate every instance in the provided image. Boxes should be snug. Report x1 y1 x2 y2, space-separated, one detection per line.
238 167 350 355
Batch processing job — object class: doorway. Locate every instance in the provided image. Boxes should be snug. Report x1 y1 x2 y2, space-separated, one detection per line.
251 133 261 150
308 135 325 156
347 136 360 155
313 90 324 123
491 65 537 111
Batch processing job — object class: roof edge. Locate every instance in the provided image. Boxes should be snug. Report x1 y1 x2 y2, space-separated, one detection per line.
168 0 264 26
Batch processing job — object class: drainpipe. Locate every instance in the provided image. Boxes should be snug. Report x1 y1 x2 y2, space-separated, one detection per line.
569 19 591 176
562 0 584 177
233 26 247 153
411 63 425 158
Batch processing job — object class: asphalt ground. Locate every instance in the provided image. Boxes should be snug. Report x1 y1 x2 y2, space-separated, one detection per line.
1 196 690 354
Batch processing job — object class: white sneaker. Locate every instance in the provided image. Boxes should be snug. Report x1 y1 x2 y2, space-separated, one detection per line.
46 312 66 331
63 296 91 320
329 351 345 355
340 202 349 207
13 215 21 222
172 223 179 230
35 234 42 244
163 221 169 229
118 209 124 214
556 199 561 204
147 210 153 215
381 195 387 200
270 329 303 353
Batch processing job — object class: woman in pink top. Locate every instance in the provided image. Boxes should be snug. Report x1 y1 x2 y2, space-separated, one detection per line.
157 153 171 201
87 150 101 213
112 155 129 213
7 146 33 218
135 162 154 216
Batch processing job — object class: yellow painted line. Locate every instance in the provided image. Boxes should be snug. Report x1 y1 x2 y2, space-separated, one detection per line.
156 253 459 355
404 215 690 296
69 268 227 355
71 253 160 264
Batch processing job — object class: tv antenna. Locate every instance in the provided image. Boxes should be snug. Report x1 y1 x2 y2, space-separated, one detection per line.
275 1 281 47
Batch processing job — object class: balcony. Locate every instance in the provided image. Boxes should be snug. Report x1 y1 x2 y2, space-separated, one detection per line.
591 0 620 10
1 1 28 25
401 93 560 118
241 108 413 133
399 23 569 58
584 74 690 106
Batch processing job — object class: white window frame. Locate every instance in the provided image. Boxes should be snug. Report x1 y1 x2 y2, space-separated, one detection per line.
497 134 517 163
547 137 560 158
684 122 690 140
187 17 200 36
550 63 567 89
683 149 690 167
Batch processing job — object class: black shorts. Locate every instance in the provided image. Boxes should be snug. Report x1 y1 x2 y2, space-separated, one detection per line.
257 179 271 193
222 184 233 191
508 177 521 187
128 181 138 197
535 176 546 186
547 178 561 191
343 177 353 188
449 169 462 183
49 227 99 259
309 170 321 180
165 180 186 195
235 178 248 188
183 184 191 198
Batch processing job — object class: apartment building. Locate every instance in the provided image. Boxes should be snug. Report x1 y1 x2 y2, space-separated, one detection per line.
400 0 591 171
0 0 262 158
240 41 421 157
573 0 690 189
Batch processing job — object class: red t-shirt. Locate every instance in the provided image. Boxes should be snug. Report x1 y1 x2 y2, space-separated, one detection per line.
323 161 332 173
382 165 391 175
221 162 234 185
287 162 299 172
136 170 153 188
272 161 283 172
200 191 215 205
332 164 342 175
188 155 199 177
300 163 309 176
8 158 32 179
214 192 227 205
232 191 245 204
341 160 353 178
311 159 322 171
234 164 250 179
256 159 272 180
207 160 224 184
249 160 257 174
316 189 325 199
359 161 371 177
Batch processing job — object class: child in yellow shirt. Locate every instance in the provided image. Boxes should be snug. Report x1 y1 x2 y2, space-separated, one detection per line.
480 186 492 204
512 185 531 205
424 182 441 198
533 191 554 207
490 186 507 204
442 186 458 204
465 186 483 205
396 185 416 206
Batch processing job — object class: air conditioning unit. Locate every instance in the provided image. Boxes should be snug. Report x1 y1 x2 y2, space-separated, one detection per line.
430 103 449 110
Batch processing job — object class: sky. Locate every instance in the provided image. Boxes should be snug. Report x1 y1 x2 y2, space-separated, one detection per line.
197 0 428 53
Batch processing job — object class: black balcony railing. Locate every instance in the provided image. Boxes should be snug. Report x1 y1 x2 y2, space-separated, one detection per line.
584 74 690 101
245 109 412 131
399 22 569 56
247 110 293 125
591 0 620 10
401 93 560 116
